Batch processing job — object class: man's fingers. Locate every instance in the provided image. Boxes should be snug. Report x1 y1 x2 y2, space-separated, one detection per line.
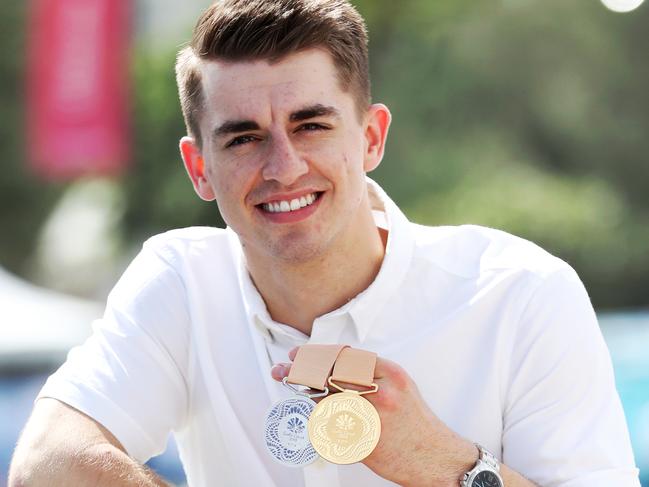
280 349 403 386
373 356 390 379
372 357 402 380
288 347 299 361
270 363 291 381
373 357 410 390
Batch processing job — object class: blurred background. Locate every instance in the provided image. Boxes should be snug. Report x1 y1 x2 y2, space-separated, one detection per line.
1 0 648 485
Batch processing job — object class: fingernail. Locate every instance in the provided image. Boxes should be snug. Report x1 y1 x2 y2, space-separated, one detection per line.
272 363 288 375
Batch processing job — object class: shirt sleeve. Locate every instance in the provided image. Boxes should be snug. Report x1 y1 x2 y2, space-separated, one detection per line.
502 267 640 487
37 245 190 463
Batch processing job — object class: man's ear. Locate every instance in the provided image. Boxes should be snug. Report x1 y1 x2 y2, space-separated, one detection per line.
180 136 216 201
363 103 392 173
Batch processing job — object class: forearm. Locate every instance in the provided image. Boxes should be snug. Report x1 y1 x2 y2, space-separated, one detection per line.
401 436 539 487
403 461 539 487
9 443 170 487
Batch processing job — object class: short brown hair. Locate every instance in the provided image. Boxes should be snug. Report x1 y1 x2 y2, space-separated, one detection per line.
175 0 370 147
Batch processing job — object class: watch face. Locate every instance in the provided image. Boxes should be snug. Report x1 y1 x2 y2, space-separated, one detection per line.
472 470 502 487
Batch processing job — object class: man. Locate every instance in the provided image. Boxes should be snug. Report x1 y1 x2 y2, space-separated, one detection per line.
9 1 640 486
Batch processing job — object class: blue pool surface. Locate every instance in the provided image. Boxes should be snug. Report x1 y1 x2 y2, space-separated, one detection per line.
0 312 647 486
599 312 649 485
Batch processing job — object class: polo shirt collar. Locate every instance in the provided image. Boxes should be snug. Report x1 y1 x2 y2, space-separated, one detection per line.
230 177 414 344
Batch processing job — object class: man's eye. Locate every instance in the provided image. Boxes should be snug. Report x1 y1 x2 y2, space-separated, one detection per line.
299 123 327 132
226 135 257 148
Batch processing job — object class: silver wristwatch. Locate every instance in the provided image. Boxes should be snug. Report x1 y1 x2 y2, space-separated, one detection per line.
460 444 504 487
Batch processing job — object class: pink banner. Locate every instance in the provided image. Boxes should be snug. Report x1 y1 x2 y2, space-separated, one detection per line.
27 0 131 180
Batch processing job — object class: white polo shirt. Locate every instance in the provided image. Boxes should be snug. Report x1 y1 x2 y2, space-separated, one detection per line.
38 179 640 487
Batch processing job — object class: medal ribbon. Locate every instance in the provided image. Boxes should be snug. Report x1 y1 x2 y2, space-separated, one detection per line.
330 347 377 388
287 344 349 391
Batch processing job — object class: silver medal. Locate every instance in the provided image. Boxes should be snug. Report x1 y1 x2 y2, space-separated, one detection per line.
263 378 328 467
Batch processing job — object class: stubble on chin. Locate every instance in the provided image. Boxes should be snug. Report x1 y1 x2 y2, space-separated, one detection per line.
257 231 330 266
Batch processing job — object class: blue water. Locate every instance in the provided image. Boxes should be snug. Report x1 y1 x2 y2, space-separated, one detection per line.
0 373 187 486
0 312 647 486
599 312 649 485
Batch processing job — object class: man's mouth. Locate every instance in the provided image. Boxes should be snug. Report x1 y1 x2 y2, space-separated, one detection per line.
259 192 322 213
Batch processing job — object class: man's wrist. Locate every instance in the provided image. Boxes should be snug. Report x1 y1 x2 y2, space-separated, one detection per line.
403 436 480 487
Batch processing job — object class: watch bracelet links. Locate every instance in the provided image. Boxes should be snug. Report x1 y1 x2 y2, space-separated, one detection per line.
476 443 500 472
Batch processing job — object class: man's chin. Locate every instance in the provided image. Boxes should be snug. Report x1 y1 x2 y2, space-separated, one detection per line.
255 232 331 265
267 240 326 265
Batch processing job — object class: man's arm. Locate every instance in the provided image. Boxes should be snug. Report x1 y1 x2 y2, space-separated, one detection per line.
272 351 539 487
8 398 170 487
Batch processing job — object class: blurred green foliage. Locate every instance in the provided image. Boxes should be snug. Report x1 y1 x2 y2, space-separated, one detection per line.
1 0 648 308
122 51 224 242
0 2 63 276
361 0 649 308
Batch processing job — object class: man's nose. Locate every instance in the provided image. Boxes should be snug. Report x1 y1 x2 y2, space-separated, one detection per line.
261 133 308 186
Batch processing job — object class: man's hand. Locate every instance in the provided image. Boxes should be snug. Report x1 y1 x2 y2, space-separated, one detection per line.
272 348 540 487
271 348 477 486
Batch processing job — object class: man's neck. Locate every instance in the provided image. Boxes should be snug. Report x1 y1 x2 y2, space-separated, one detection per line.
245 216 387 336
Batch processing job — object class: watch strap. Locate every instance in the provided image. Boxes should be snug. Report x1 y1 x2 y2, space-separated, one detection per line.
476 444 500 472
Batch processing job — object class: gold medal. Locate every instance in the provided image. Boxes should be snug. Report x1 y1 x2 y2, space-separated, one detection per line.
308 342 381 465
308 379 381 464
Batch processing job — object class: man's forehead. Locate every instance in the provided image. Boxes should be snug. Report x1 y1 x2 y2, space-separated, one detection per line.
198 49 350 119
200 48 337 83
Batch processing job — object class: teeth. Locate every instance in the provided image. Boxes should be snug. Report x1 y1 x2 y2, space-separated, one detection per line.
262 192 319 213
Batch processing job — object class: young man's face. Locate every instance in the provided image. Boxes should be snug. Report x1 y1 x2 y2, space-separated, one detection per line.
181 48 389 265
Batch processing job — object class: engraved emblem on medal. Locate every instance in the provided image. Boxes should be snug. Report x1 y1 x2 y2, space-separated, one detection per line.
264 378 328 467
308 379 381 464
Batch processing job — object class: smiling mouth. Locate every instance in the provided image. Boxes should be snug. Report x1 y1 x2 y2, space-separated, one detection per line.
258 192 323 213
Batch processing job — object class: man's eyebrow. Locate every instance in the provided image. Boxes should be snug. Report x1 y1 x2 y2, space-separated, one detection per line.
213 120 260 138
290 104 340 122
212 104 339 139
